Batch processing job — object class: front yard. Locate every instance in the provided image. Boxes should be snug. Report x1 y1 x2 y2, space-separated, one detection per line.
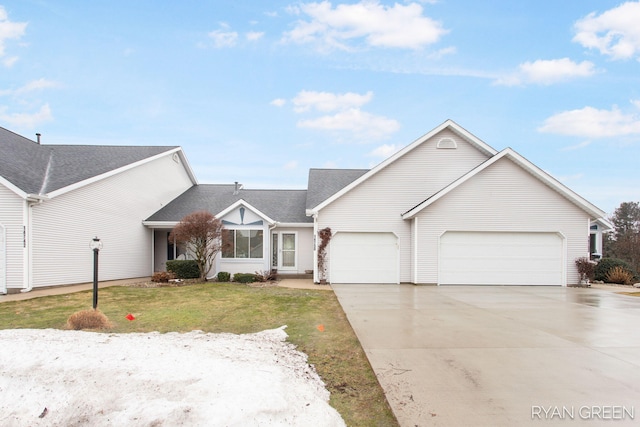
0 282 398 427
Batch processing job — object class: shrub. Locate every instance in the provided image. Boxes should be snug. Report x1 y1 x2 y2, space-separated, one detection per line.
594 258 637 282
605 266 634 285
575 257 596 281
67 309 112 330
152 271 176 283
233 273 257 284
254 270 277 282
217 271 231 282
166 260 200 279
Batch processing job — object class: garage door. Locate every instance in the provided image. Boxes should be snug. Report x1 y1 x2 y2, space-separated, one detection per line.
439 231 564 286
330 232 399 284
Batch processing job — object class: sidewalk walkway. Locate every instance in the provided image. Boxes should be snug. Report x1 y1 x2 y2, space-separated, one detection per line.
0 277 150 303
1 278 332 303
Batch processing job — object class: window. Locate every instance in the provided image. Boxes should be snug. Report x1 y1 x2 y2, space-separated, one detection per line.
222 229 263 259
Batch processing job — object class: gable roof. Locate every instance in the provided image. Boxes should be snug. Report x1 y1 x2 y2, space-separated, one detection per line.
307 119 498 214
401 147 612 227
0 126 195 198
145 184 312 225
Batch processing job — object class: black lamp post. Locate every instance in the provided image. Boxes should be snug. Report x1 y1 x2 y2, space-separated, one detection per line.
90 237 103 309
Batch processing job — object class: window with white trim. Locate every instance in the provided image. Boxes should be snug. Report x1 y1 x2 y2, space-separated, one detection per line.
222 229 264 259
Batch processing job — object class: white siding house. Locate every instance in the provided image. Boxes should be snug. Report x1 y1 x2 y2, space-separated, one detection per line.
1 119 611 292
0 126 196 293
307 120 611 286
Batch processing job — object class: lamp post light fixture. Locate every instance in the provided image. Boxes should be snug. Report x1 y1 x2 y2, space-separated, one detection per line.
90 237 103 309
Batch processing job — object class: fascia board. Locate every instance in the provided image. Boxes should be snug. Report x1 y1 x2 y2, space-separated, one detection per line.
273 222 314 228
46 147 190 199
142 221 179 228
216 199 276 225
311 119 498 214
0 176 27 199
175 148 199 185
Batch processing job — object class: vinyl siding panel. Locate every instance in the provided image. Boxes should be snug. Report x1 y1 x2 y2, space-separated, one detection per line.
0 184 25 289
317 129 490 283
415 157 589 285
30 153 193 287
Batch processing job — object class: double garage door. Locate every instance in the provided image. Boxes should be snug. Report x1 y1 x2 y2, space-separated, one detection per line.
330 232 399 284
328 230 565 285
439 231 565 286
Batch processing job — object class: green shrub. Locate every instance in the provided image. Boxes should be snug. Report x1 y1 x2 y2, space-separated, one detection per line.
594 258 637 282
232 273 256 284
166 260 200 279
217 271 231 282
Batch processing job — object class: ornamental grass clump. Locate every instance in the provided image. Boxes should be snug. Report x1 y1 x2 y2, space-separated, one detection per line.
67 309 112 330
605 266 635 286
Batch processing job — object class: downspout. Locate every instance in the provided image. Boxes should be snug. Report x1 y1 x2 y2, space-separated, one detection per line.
22 195 47 293
311 213 319 283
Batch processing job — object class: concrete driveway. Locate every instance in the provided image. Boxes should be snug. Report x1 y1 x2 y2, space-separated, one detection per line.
332 284 640 426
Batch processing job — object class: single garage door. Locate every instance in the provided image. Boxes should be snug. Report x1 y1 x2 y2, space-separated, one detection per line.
439 231 564 286
330 232 399 284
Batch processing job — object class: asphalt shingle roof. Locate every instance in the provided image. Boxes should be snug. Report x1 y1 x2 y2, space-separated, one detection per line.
146 185 312 224
306 168 368 210
0 126 178 195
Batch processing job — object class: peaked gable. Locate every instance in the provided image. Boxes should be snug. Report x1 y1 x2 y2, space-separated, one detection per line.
402 147 611 226
308 119 498 214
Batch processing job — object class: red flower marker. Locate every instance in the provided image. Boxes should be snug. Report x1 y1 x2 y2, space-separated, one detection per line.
317 324 325 332
125 313 136 321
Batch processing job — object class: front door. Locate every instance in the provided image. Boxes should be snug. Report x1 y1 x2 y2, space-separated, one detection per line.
273 232 297 271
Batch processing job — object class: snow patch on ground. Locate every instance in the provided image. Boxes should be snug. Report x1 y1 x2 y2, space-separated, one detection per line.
0 327 345 426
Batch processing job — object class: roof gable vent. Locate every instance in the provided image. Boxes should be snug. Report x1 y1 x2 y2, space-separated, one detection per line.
437 137 457 149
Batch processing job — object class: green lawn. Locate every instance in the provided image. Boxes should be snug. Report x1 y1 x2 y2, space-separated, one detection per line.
0 282 398 427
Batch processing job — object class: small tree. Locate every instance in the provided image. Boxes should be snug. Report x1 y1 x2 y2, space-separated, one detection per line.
168 210 224 281
606 201 640 273
317 227 332 283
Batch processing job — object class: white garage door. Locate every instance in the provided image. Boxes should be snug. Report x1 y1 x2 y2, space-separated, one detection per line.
439 231 564 286
330 232 399 284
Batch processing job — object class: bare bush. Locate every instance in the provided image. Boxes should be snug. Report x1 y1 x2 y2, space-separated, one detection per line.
67 309 112 330
605 266 634 286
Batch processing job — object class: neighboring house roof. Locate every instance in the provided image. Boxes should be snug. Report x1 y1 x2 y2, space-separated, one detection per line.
401 147 612 228
306 168 368 212
145 184 312 225
0 126 194 197
307 119 498 214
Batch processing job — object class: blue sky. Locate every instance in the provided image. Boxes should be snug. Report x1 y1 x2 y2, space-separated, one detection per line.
1 1 639 214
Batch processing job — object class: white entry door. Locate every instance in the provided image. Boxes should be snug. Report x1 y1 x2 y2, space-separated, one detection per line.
0 224 6 294
273 232 297 271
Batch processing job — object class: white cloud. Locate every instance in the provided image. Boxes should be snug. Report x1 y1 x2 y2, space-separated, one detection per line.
560 140 592 151
298 108 400 140
292 90 373 113
538 102 640 138
0 6 27 62
0 103 53 129
208 24 238 48
368 144 400 157
270 98 286 107
246 31 264 41
283 160 298 170
283 1 447 51
0 78 60 97
573 2 640 60
495 58 596 86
